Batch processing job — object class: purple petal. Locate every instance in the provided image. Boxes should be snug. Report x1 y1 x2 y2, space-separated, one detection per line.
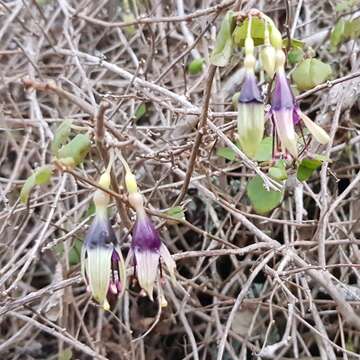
271 70 295 111
238 71 263 104
131 215 161 252
85 215 117 251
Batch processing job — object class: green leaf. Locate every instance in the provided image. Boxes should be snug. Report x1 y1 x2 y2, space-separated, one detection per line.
20 165 53 203
69 239 83 266
254 137 273 162
217 147 236 161
330 19 346 48
122 12 136 35
282 38 305 48
345 17 360 39
188 58 205 75
292 58 332 91
58 348 73 360
233 17 266 46
247 175 283 214
297 158 322 181
287 47 304 65
135 103 147 120
51 119 72 156
232 92 240 110
58 134 91 166
269 160 288 181
210 11 236 67
165 206 185 221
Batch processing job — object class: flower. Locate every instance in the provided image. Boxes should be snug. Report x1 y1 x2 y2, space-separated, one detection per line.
237 69 265 159
129 193 176 301
81 174 126 310
271 50 330 158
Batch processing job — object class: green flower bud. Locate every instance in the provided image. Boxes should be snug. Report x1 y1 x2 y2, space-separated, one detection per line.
260 45 276 78
270 25 283 49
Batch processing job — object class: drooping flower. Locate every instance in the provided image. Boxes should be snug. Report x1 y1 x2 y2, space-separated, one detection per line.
81 172 126 310
121 158 176 302
271 50 330 158
237 28 265 159
237 69 265 159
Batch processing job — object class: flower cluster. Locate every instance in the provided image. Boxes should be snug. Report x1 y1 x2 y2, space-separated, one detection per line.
81 161 176 310
236 14 329 160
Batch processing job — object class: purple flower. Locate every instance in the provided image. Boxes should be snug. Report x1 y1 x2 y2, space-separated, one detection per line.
237 70 265 159
271 61 329 158
81 191 126 310
129 194 176 301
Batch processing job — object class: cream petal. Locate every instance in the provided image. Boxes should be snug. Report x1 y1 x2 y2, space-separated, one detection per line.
159 243 176 283
273 109 298 158
237 103 265 159
86 246 112 308
134 248 160 301
299 112 330 145
115 246 127 297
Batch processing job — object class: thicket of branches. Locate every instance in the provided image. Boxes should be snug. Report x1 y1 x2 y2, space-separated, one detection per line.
1 0 360 359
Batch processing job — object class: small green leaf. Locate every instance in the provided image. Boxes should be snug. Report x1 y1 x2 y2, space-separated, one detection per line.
282 38 305 49
292 58 332 91
330 19 346 48
135 103 147 120
69 239 83 266
247 175 283 214
51 119 72 156
233 17 266 46
254 137 273 162
122 12 136 35
210 11 236 67
58 348 73 360
20 165 53 203
58 134 91 166
188 58 205 75
232 92 240 110
217 147 236 161
287 47 304 65
165 206 185 221
269 160 288 181
345 17 360 39
297 158 322 182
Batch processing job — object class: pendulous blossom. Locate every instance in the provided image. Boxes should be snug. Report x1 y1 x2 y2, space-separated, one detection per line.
271 50 330 158
81 172 126 310
237 32 265 159
123 161 176 302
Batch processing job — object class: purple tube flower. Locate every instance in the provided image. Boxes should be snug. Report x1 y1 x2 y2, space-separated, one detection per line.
237 70 265 159
129 193 176 301
81 189 126 310
271 50 330 158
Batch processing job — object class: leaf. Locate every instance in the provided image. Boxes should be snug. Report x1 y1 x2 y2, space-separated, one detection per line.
165 206 185 221
233 17 266 46
135 103 147 120
345 17 360 39
297 158 322 182
282 38 305 48
269 160 288 181
292 58 332 91
210 11 236 67
254 137 273 162
287 47 304 65
69 239 83 266
217 147 236 161
188 58 205 75
330 19 346 48
20 165 53 203
51 119 72 156
232 92 240 110
58 348 73 360
58 134 91 166
246 175 283 214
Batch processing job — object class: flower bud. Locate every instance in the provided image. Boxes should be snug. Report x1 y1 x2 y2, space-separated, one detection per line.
260 45 276 78
270 25 283 49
